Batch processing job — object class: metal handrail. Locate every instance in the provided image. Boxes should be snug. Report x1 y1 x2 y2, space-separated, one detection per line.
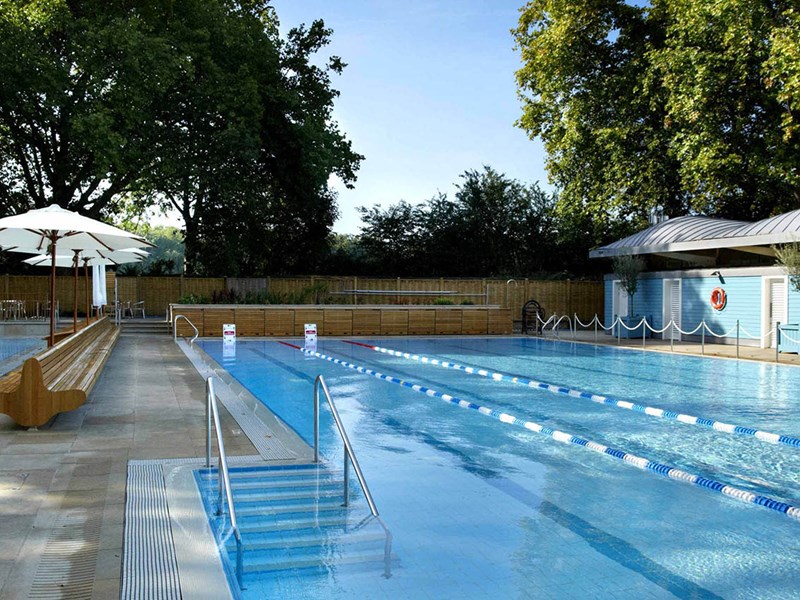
206 377 244 590
173 314 199 344
313 375 378 515
313 375 393 577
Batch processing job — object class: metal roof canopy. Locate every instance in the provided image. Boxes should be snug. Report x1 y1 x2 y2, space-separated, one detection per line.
589 209 800 259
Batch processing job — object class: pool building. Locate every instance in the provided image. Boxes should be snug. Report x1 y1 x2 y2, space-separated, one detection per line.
591 208 800 349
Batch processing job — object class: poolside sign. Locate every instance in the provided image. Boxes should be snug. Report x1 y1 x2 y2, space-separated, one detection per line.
222 323 236 342
304 323 317 353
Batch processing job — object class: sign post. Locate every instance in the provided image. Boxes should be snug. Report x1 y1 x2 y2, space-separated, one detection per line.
304 323 317 353
222 323 236 358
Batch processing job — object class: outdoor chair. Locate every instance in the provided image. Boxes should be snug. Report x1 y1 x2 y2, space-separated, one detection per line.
127 300 146 318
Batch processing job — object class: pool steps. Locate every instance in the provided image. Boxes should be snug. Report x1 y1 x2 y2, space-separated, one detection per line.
199 464 395 577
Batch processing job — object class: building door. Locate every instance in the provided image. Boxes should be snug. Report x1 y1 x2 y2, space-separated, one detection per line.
763 277 787 348
612 281 628 322
662 279 681 341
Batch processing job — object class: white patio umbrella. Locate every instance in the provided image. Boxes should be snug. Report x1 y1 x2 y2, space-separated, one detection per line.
0 204 153 345
23 248 148 329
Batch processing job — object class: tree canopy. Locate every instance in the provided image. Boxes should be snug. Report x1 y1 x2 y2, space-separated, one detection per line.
514 0 800 235
353 166 606 278
0 0 361 276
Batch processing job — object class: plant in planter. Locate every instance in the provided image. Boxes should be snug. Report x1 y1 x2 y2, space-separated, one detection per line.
775 243 800 292
612 255 646 336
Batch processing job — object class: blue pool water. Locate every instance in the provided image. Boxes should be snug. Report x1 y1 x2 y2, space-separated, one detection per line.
0 337 44 373
197 337 800 599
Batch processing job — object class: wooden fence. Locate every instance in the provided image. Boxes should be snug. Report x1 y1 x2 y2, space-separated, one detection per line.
0 274 603 322
173 305 513 337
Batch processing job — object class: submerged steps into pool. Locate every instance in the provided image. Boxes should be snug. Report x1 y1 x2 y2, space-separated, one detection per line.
198 463 395 580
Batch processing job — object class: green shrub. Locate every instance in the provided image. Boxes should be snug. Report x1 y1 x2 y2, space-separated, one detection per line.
178 293 207 304
433 297 455 305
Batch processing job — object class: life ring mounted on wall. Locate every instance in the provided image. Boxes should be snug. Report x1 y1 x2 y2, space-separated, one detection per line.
710 287 727 311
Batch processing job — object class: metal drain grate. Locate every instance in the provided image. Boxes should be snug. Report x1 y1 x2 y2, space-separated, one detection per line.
121 463 181 600
28 508 102 599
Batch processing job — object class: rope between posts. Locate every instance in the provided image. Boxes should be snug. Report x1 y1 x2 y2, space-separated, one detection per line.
703 322 740 338
779 328 800 344
616 316 646 331
536 313 798 356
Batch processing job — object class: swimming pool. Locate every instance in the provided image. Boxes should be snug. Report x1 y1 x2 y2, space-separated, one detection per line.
197 337 800 599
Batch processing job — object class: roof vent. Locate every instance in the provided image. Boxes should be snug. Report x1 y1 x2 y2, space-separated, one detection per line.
649 205 668 226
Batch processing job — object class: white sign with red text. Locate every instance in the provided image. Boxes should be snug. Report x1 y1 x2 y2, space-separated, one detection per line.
304 323 317 352
222 323 236 342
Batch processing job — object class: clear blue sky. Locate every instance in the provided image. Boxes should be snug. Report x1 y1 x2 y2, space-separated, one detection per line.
270 0 549 234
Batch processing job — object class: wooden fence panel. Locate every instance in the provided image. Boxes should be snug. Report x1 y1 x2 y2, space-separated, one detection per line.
265 309 294 335
379 310 407 335
462 309 488 334
2 274 603 322
293 309 324 336
204 308 234 338
408 309 435 335
354 309 381 335
321 309 352 336
235 308 265 336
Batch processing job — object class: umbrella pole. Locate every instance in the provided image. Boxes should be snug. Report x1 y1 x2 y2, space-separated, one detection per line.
84 258 90 324
73 250 80 332
49 234 57 347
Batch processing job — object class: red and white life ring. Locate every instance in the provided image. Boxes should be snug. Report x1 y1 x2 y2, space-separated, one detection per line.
710 287 726 311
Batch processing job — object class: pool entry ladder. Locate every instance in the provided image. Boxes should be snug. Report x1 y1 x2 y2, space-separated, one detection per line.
202 375 394 588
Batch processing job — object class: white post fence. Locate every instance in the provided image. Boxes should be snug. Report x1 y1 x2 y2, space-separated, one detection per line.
533 313 798 364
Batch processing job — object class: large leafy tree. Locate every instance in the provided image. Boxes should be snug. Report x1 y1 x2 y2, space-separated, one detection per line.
144 7 361 275
0 1 361 276
514 0 800 231
0 0 178 217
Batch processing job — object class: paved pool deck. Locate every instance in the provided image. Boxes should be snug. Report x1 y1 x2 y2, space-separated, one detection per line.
0 329 798 599
0 333 258 600
550 329 800 366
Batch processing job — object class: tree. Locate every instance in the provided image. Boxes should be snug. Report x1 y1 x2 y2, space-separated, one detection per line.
648 0 800 219
0 0 180 217
356 167 571 277
766 7 800 143
612 255 644 315
513 0 800 230
0 1 361 276
775 243 800 292
357 200 428 275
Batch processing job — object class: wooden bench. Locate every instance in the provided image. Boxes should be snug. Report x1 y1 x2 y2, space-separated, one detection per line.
0 317 120 427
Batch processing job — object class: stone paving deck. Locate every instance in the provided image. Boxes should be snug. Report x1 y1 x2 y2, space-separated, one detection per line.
0 333 257 600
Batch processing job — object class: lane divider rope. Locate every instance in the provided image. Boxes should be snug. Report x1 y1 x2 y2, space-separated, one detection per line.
279 341 800 521
343 341 800 450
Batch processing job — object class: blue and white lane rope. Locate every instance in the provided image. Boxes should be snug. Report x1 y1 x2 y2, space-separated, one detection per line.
344 341 800 450
289 344 800 521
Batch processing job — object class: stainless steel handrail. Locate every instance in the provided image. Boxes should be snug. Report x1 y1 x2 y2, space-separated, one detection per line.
313 374 393 577
173 314 199 344
313 375 378 516
206 377 244 590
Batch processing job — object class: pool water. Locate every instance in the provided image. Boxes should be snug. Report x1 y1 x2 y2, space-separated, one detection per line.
0 337 44 374
197 337 800 599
